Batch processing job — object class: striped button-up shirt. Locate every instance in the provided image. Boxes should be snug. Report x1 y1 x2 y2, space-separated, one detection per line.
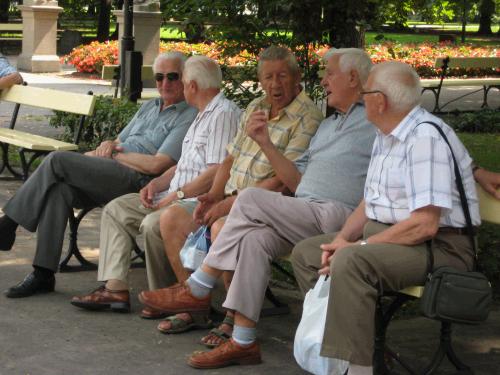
224 89 323 195
364 105 481 227
155 93 240 201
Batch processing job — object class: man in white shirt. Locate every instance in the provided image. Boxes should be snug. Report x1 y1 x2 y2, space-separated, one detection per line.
291 61 481 375
70 55 240 313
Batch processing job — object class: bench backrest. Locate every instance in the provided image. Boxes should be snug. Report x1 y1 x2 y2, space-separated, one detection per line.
0 23 23 32
477 184 500 225
0 84 96 116
435 57 500 69
101 64 154 81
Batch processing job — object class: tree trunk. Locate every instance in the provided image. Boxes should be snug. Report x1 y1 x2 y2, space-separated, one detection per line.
477 0 494 35
97 0 112 42
0 0 9 23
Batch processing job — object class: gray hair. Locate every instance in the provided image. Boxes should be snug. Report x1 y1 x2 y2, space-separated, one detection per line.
257 45 300 77
323 48 373 84
152 51 187 74
370 61 422 112
183 55 222 89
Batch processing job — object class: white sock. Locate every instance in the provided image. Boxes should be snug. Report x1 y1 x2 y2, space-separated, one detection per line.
348 364 373 375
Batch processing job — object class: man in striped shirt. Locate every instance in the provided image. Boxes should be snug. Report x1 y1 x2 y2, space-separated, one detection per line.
293 61 481 375
70 55 240 312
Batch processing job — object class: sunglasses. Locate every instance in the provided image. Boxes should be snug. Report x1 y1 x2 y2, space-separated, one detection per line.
155 72 180 82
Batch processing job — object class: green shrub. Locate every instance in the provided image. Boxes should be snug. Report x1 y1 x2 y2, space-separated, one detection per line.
50 95 140 151
441 110 500 134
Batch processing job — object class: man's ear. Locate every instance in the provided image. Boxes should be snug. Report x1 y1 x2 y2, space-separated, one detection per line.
349 69 360 88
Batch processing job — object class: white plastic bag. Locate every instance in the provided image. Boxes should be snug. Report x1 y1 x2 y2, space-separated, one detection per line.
294 275 349 375
179 226 210 271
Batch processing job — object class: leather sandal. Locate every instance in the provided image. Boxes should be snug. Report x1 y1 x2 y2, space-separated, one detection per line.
200 314 234 348
157 312 213 334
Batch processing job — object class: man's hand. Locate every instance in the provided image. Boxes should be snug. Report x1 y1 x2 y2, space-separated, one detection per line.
475 168 500 200
318 236 356 275
139 178 164 209
193 192 223 224
202 198 232 226
93 140 119 158
246 110 272 148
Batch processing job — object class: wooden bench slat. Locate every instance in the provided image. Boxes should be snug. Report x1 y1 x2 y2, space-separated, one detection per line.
101 65 154 81
436 57 500 69
477 184 500 225
0 85 96 116
0 129 78 151
421 78 500 88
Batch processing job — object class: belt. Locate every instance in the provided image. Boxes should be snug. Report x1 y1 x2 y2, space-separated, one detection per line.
438 226 477 236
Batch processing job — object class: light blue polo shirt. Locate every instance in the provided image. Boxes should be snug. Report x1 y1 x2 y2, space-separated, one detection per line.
0 55 18 78
118 98 198 161
294 103 376 210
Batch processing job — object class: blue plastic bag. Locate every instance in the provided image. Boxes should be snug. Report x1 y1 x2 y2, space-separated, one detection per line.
179 226 211 271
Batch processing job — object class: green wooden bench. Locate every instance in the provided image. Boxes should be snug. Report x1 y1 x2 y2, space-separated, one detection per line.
421 57 500 112
0 83 96 180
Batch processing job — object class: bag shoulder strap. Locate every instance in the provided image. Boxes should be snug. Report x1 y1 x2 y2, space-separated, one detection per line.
416 121 477 271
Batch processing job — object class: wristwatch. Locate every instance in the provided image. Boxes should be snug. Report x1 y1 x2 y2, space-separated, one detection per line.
359 240 368 246
176 188 185 200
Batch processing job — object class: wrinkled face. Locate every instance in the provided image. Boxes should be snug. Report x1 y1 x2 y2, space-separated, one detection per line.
361 74 385 125
155 58 185 106
259 60 300 112
320 54 354 112
182 77 196 107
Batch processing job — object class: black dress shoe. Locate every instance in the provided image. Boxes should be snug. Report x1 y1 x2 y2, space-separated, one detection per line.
5 272 55 298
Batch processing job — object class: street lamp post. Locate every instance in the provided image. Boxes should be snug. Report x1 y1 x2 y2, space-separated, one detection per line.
120 0 135 97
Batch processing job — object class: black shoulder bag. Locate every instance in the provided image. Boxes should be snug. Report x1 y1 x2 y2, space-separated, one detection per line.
417 121 492 324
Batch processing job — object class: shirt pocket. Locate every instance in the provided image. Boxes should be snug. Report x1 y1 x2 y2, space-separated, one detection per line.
386 167 406 204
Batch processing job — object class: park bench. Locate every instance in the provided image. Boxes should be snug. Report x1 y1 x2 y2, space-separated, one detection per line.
421 57 500 112
0 83 98 271
0 23 23 54
101 64 158 99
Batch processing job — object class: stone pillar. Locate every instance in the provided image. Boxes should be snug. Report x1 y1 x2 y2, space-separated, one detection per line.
18 2 63 73
113 3 162 66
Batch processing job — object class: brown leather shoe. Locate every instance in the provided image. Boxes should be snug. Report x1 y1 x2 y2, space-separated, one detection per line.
188 339 262 369
71 285 130 313
138 282 210 314
140 306 168 320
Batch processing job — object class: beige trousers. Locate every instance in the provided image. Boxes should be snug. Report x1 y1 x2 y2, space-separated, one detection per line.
291 220 474 366
204 187 352 323
97 193 195 290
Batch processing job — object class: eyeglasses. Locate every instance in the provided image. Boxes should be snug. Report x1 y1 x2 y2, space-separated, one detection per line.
155 72 180 82
360 90 385 96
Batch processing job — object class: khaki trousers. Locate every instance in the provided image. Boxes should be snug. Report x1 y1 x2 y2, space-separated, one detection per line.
291 220 475 366
204 187 352 323
97 193 194 290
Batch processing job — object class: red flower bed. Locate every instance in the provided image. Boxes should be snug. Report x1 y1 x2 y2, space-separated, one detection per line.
63 40 498 78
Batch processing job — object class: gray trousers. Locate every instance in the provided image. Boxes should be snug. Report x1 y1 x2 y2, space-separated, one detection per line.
3 151 148 271
204 187 352 322
291 220 475 366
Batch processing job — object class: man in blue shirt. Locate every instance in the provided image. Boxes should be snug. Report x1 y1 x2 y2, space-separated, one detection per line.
0 54 22 89
0 52 197 298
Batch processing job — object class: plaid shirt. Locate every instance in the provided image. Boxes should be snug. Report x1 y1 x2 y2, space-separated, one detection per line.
364 106 481 227
224 90 323 195
0 55 18 78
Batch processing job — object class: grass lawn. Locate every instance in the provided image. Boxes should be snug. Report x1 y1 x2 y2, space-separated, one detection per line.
458 133 500 172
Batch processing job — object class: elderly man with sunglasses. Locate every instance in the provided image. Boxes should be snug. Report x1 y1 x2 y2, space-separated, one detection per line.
2 51 197 299
70 55 241 312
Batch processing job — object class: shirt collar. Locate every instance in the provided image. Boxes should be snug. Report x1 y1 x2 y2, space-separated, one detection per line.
260 89 310 122
389 105 422 142
156 98 189 112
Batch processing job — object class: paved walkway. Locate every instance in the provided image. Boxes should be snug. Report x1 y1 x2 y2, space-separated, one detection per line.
0 57 500 375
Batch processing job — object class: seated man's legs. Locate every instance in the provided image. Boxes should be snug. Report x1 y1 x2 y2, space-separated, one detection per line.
291 232 335 296
322 221 473 372
71 193 154 312
139 187 351 367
